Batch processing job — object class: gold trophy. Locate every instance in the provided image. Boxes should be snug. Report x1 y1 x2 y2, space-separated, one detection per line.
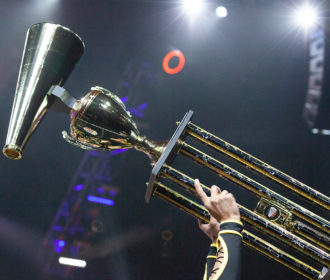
3 23 329 280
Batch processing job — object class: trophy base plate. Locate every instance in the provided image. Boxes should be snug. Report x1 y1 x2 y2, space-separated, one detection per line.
145 110 194 203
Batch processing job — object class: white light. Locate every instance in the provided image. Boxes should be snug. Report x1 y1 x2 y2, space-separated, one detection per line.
216 6 228 18
321 129 330 135
294 5 318 29
182 0 204 16
311 128 330 135
58 257 87 268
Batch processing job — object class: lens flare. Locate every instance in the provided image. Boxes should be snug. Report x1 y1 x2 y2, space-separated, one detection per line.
182 0 204 17
294 5 318 29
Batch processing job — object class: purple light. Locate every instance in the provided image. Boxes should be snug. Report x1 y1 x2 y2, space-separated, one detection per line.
97 187 104 194
54 239 66 253
87 195 114 206
53 226 63 231
109 190 117 196
110 149 128 155
74 184 84 191
127 102 148 118
120 96 128 103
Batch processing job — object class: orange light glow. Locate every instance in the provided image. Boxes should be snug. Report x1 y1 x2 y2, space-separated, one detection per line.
162 50 185 75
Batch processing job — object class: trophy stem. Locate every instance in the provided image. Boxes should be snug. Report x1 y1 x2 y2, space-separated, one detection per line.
134 136 166 163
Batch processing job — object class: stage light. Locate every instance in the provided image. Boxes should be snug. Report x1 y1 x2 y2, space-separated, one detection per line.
216 6 228 18
163 50 185 75
54 239 66 252
294 4 318 29
87 195 114 206
97 187 105 194
182 0 204 16
58 257 87 268
312 128 330 135
74 184 84 191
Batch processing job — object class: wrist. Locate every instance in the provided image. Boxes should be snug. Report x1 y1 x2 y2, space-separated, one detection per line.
211 236 218 243
220 214 240 223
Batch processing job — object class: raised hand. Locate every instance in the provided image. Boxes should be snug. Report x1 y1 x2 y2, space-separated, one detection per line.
194 179 240 223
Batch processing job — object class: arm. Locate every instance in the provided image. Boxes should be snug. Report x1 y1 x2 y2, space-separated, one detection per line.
198 216 221 280
209 220 242 280
195 179 242 280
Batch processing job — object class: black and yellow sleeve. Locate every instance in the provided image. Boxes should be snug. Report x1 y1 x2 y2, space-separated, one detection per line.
203 220 243 280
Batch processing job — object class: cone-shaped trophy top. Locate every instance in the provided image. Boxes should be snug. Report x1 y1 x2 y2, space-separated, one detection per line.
3 22 85 159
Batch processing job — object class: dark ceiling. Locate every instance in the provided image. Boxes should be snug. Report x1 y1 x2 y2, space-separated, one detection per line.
0 1 329 280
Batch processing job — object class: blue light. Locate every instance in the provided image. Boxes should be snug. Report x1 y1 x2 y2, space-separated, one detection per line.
97 187 104 194
54 239 66 253
74 184 84 191
128 103 148 118
89 151 100 156
109 190 117 196
110 149 128 155
120 96 128 103
87 195 114 206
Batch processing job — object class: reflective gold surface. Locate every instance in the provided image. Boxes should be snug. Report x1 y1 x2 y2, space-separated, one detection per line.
179 142 329 235
185 122 330 211
66 86 165 162
3 23 84 159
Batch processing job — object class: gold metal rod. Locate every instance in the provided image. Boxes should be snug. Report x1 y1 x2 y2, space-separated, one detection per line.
159 165 330 265
241 231 320 280
294 228 330 253
153 182 321 280
185 122 330 211
179 142 330 235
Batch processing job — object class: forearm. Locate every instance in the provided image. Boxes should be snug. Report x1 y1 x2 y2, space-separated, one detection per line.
204 220 243 280
204 243 218 280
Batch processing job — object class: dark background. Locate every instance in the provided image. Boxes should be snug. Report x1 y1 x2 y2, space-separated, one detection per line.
0 0 329 279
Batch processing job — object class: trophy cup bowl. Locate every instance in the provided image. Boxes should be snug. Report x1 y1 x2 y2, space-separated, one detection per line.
64 86 166 163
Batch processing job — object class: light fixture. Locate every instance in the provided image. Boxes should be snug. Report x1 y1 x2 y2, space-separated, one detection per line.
294 4 318 29
58 257 87 268
216 6 228 18
182 0 204 17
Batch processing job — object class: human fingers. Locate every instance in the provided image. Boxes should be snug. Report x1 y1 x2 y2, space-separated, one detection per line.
198 219 208 226
219 190 228 200
198 219 206 229
220 190 228 196
210 185 221 197
194 179 208 204
223 191 235 202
